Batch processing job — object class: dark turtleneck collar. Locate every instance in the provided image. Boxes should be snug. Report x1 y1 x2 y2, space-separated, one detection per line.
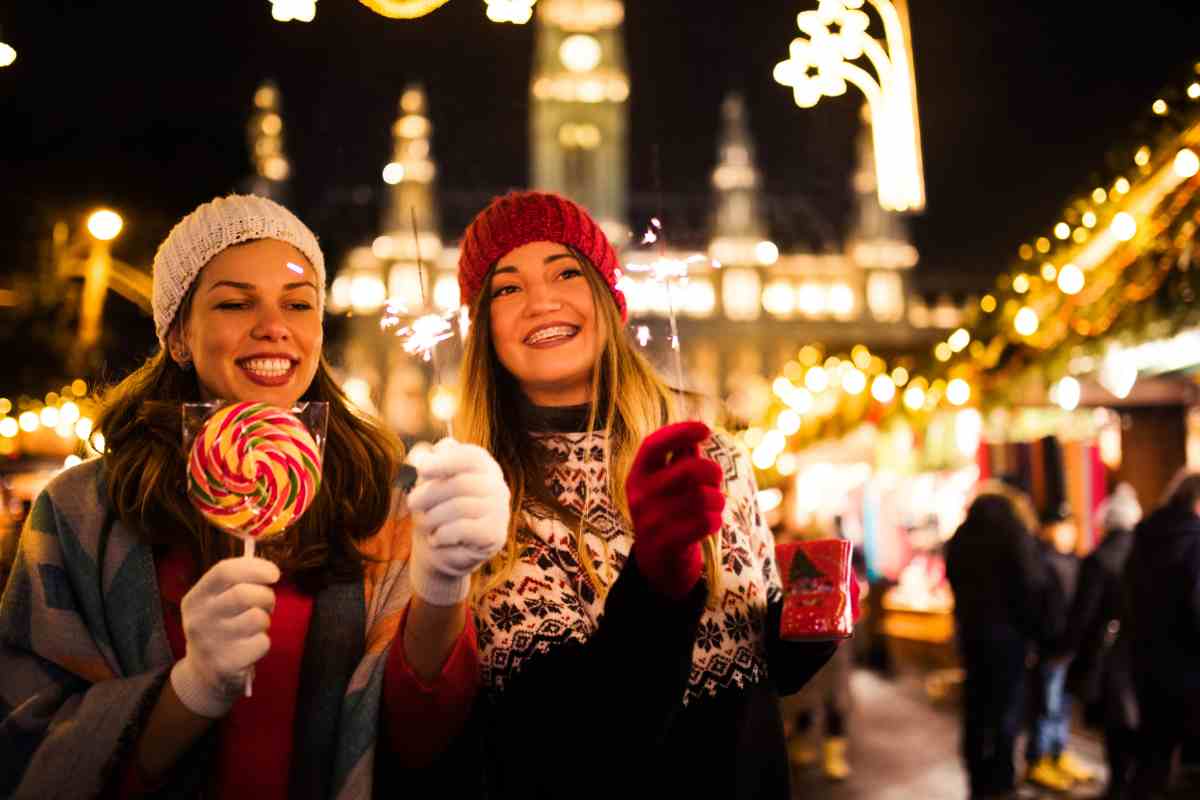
518 396 594 433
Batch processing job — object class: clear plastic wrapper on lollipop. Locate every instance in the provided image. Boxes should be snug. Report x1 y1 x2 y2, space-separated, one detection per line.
182 400 328 695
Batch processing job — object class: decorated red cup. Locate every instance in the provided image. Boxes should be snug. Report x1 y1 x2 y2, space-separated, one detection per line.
776 538 854 641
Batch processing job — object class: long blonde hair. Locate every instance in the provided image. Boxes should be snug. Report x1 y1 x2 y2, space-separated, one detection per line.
456 249 720 601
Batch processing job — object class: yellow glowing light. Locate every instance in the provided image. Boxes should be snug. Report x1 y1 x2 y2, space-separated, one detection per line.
871 374 896 404
891 366 909 387
72 379 88 396
946 378 971 406
262 156 289 181
1134 146 1151 167
1152 99 1168 115
805 366 829 393
1053 376 1081 411
0 398 9 415
784 360 804 382
948 328 970 352
359 0 451 19
86 209 123 241
559 34 602 72
934 342 952 362
776 409 802 435
1054 222 1070 240
59 400 81 424
752 445 777 471
1057 264 1084 295
776 453 798 476
63 455 83 470
1012 274 1030 294
75 417 94 441
1018 244 1034 261
18 411 39 433
1112 212 1137 242
980 294 997 313
1041 262 1057 281
903 385 925 411
842 368 867 395
1189 83 1200 100
1113 177 1131 195
0 417 17 438
851 344 872 371
773 377 794 399
1174 148 1200 179
484 0 535 24
1014 306 1039 336
91 432 106 454
1035 237 1051 254
754 240 780 265
40 406 60 428
0 42 15 68
1091 187 1108 204
430 386 457 421
744 427 764 448
1081 211 1097 228
382 162 405 185
799 345 821 366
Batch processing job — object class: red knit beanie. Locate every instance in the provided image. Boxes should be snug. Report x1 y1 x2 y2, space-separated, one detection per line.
458 191 627 321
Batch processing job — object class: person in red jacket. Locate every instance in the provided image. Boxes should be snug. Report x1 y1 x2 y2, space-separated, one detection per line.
0 194 509 799
449 190 839 800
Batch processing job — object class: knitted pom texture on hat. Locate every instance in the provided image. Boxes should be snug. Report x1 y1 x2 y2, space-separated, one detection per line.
151 194 326 346
457 191 627 321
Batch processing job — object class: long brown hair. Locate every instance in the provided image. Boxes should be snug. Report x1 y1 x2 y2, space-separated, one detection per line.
96 324 403 592
456 248 720 600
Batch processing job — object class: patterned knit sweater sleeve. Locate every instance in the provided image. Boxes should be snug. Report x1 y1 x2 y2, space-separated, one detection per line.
714 432 837 697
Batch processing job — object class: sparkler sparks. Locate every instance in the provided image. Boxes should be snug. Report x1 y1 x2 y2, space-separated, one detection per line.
397 311 455 361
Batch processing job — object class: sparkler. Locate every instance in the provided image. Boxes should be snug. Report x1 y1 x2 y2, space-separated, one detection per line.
378 208 462 437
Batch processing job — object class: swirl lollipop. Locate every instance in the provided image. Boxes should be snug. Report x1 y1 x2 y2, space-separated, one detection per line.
187 401 323 694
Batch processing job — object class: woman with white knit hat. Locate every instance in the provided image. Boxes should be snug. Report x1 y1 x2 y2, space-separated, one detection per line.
0 194 509 798
449 190 840 799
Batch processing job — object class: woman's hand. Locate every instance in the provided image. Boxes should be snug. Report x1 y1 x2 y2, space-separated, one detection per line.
627 421 726 600
407 438 511 606
169 556 278 718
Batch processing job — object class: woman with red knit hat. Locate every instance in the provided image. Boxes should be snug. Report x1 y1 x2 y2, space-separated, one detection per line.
453 190 838 799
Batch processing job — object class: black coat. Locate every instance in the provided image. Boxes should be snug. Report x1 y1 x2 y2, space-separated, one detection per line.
1060 529 1137 726
1124 505 1200 711
944 495 1062 646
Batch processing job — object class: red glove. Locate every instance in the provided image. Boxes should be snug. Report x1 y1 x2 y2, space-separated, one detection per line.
628 421 726 600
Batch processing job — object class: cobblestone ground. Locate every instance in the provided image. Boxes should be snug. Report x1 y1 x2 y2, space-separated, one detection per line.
789 669 1199 800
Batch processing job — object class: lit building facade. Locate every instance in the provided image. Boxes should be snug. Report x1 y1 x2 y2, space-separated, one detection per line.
326 0 962 435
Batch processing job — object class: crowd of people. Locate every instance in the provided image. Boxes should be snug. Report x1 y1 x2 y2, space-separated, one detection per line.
946 475 1200 799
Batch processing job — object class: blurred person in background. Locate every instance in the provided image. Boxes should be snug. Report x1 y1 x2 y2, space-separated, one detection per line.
1025 502 1096 792
1057 482 1142 799
945 481 1061 800
1124 470 1200 799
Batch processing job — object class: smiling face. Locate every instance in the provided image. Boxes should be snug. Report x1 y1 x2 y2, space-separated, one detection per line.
487 240 606 406
169 239 323 408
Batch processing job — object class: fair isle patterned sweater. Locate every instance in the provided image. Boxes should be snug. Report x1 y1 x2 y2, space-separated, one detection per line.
474 425 784 706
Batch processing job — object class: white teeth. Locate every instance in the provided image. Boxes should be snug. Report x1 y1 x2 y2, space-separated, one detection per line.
525 325 578 344
241 358 293 376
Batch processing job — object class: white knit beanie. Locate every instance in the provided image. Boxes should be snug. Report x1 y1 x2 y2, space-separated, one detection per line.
151 194 326 346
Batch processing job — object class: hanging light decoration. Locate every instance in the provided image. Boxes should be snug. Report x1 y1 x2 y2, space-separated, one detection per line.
359 0 452 18
270 0 318 22
0 25 15 68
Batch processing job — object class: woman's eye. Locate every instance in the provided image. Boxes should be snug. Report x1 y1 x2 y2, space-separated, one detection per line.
492 285 518 298
559 268 582 280
216 301 249 310
288 302 314 311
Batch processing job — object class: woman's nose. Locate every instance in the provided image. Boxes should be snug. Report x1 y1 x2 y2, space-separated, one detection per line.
524 281 562 313
251 307 290 340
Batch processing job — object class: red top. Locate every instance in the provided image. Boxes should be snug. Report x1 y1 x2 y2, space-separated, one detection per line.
114 548 479 798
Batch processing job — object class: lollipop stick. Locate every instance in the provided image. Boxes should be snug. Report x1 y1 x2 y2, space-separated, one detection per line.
243 536 255 698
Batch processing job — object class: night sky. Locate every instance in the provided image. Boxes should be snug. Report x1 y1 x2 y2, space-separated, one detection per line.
1 1 1198 378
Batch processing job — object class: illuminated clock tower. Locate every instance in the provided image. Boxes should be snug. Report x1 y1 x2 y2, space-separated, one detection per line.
530 0 629 242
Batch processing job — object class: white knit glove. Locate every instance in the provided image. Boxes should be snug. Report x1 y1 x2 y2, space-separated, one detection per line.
169 557 278 718
406 438 511 606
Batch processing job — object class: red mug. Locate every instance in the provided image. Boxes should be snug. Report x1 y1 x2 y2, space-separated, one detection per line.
776 538 854 641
